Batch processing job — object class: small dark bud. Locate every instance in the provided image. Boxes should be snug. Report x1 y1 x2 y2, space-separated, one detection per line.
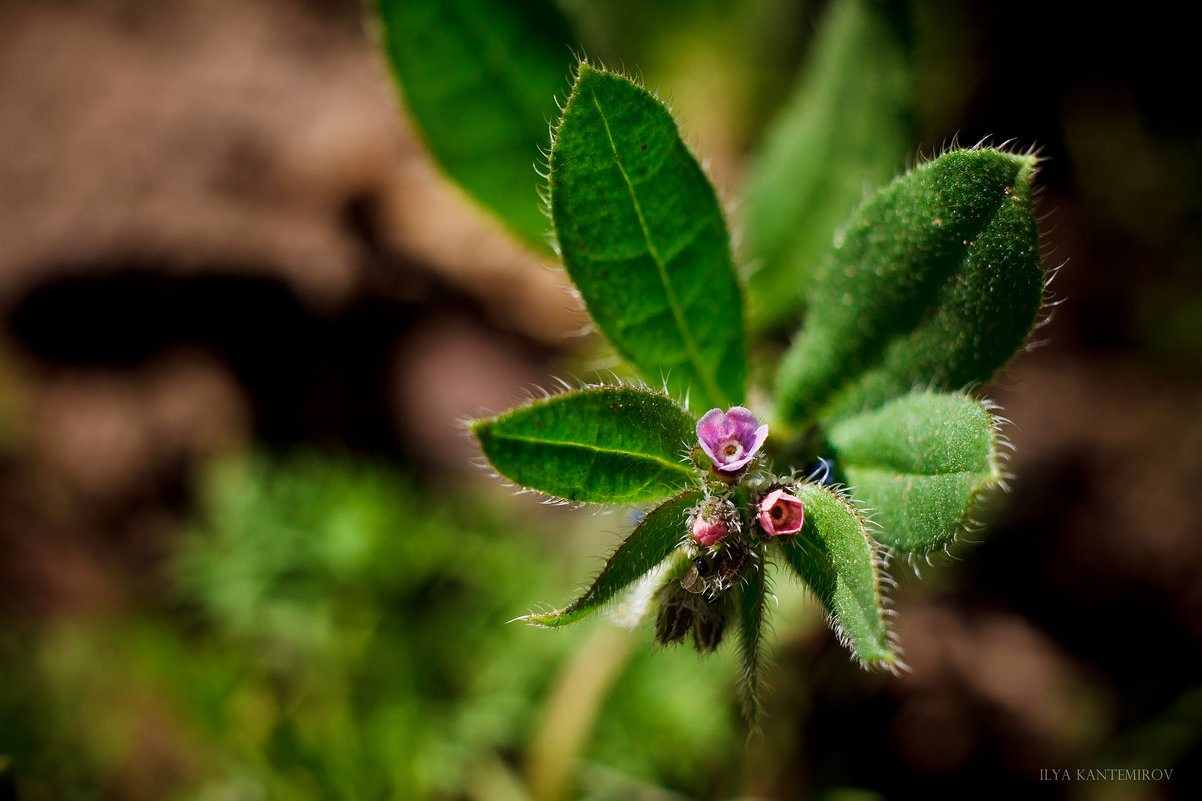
712 544 750 591
692 606 726 652
655 597 694 645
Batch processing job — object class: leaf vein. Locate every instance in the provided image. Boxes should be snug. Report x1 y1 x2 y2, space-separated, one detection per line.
487 430 694 477
587 86 728 408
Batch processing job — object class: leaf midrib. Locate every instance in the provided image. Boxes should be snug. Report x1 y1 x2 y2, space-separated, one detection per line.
486 429 694 479
587 83 728 409
779 489 893 665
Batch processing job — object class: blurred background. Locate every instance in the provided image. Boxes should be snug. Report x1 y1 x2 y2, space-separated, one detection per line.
1 0 1200 799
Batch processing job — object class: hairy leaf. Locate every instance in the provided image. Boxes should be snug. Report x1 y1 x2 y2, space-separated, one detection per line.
472 386 698 504
778 484 896 669
828 392 1002 553
734 555 769 724
550 65 745 411
521 490 701 627
775 147 1044 424
375 0 573 250
743 0 912 329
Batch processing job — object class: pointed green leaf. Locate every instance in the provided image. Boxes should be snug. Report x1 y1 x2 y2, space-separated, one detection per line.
775 147 1044 424
374 0 574 251
743 0 913 329
549 65 746 411
472 386 699 504
734 556 769 724
778 483 896 669
828 391 1003 554
522 490 700 627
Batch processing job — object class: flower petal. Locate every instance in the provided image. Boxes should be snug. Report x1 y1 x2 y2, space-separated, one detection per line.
724 406 760 442
747 424 769 459
717 452 756 473
696 408 728 463
697 407 769 473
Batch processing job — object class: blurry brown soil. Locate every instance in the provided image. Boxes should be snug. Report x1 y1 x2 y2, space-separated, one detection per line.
0 0 588 625
0 0 582 336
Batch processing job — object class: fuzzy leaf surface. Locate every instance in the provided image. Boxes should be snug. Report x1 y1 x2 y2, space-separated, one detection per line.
375 0 572 251
775 148 1044 424
550 65 745 411
779 484 895 669
521 490 700 627
743 0 912 328
828 392 1001 553
472 386 698 504
735 556 769 724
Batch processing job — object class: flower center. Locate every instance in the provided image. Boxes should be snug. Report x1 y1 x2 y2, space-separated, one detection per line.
771 504 785 522
720 440 743 460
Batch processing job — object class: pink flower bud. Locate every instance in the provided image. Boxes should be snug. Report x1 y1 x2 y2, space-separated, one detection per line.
758 489 804 536
691 514 728 548
689 498 738 549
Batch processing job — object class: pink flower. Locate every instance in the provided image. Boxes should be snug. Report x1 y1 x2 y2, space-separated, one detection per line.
758 489 804 536
696 407 768 474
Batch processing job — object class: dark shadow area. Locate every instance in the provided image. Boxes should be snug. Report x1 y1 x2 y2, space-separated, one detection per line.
4 259 516 462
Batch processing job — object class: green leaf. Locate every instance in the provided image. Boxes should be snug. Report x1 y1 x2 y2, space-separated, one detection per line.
827 391 1003 554
775 147 1044 425
778 483 897 669
374 0 574 251
472 385 699 504
734 555 769 724
743 0 913 329
549 64 746 412
521 490 700 628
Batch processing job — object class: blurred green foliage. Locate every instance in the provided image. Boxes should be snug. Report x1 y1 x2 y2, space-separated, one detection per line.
374 0 574 252
742 0 913 329
0 453 748 800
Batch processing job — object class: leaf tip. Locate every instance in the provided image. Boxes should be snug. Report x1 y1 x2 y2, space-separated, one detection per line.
574 59 597 80
466 415 498 452
512 613 553 628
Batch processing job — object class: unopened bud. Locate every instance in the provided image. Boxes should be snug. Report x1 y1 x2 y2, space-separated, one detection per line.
692 604 726 652
691 515 728 548
655 596 694 645
688 497 739 549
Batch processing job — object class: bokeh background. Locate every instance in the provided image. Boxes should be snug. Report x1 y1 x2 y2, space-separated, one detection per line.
1 0 1200 799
